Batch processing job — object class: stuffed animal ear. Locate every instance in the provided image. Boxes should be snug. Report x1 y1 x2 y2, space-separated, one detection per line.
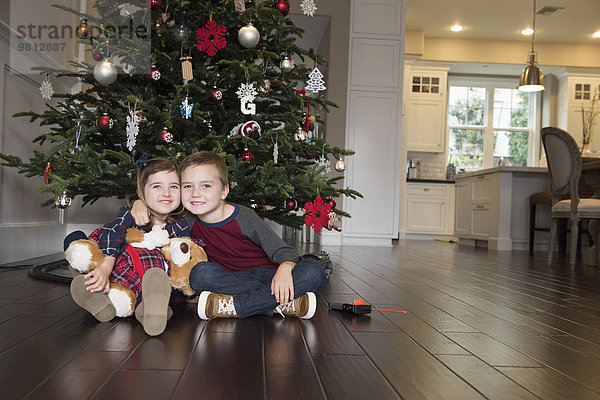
126 228 145 243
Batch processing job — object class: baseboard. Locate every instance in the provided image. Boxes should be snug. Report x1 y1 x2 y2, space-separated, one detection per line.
341 236 392 247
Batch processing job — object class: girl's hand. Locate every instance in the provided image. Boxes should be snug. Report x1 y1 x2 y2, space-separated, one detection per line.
271 262 295 305
84 256 115 293
131 199 150 226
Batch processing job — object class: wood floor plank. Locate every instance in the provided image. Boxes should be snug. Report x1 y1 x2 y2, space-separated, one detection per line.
172 317 265 400
381 306 470 355
85 319 147 352
436 355 540 400
300 296 365 356
264 317 325 399
0 332 101 400
353 331 485 399
498 366 600 400
17 286 70 304
122 304 205 370
20 293 81 319
460 316 600 392
44 309 118 336
313 354 400 400
0 316 62 353
24 351 129 400
91 370 182 400
444 332 542 367
0 301 44 324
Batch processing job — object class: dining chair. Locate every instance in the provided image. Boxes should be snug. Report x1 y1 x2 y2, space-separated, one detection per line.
541 126 600 266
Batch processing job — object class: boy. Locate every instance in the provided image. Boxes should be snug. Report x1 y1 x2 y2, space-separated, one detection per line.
132 151 328 320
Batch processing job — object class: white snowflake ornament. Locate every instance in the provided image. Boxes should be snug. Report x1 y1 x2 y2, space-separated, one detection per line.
300 0 317 17
314 155 331 175
126 111 140 151
236 82 258 114
39 77 54 100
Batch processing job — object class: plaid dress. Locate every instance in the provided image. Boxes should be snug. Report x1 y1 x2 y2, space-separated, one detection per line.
90 207 191 298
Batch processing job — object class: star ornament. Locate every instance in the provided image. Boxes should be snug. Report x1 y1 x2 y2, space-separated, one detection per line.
39 78 54 100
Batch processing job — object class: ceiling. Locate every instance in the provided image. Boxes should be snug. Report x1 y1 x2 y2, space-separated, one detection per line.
406 0 600 44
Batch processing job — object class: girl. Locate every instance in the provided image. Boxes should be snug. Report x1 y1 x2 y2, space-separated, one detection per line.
64 158 190 336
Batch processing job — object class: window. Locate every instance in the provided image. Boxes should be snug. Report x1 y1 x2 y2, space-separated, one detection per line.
447 77 539 171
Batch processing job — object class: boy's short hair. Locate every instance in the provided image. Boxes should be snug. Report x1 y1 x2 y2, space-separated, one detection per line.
180 151 229 187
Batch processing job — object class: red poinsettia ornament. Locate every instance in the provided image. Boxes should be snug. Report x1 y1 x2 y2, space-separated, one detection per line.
196 20 227 57
304 196 332 232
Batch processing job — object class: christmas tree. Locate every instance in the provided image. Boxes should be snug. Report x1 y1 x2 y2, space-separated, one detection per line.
0 0 361 229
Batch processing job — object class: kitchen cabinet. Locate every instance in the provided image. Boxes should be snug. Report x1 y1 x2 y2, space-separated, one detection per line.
454 167 549 250
404 67 448 153
556 70 600 153
405 182 455 234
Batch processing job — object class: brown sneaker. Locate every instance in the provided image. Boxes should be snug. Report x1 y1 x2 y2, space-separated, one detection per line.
197 291 238 320
70 275 116 322
274 292 317 319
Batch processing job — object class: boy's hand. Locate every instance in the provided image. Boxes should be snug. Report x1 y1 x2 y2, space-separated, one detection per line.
131 199 150 226
271 261 295 305
84 256 115 293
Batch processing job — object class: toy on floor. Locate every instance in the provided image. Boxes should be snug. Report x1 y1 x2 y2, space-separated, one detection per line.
328 300 406 315
65 227 206 317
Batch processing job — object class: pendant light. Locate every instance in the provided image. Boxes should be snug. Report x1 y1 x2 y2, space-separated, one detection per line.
518 0 544 92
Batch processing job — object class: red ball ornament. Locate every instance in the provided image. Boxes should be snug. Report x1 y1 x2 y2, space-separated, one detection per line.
157 127 173 144
273 0 290 16
284 197 297 211
210 87 223 102
147 65 161 81
92 51 104 62
148 0 161 10
241 147 254 162
96 114 113 131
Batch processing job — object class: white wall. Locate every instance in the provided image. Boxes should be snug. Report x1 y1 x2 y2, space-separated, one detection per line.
0 6 120 264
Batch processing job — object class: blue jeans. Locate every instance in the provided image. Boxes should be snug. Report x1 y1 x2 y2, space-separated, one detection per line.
188 257 328 318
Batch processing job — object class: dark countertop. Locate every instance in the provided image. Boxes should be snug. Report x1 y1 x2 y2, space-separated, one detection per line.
406 178 455 184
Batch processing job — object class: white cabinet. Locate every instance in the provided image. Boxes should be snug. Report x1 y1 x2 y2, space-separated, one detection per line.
454 167 550 250
455 175 495 240
405 183 455 234
404 68 448 153
556 71 600 153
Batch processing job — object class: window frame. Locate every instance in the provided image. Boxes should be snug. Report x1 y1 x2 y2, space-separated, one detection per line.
447 75 542 169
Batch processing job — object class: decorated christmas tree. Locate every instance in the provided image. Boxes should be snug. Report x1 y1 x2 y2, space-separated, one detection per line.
0 0 361 230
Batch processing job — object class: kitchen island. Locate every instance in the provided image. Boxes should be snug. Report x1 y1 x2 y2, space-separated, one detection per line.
454 166 550 251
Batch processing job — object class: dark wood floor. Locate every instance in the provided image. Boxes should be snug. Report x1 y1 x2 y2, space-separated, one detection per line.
2 240 600 400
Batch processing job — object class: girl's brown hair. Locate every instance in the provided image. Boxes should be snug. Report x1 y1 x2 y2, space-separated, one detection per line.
133 157 185 226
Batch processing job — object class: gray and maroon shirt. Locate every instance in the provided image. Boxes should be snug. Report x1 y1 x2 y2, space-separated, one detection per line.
190 203 299 272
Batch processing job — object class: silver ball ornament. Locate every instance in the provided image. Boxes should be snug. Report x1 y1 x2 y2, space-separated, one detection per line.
93 60 117 85
55 191 72 209
238 23 260 48
175 24 190 41
334 158 346 172
280 56 294 72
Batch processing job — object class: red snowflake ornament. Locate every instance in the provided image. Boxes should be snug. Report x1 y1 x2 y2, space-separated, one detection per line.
196 20 227 57
304 196 332 232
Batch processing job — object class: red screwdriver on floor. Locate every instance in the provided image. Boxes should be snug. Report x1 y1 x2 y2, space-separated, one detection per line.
328 300 406 315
